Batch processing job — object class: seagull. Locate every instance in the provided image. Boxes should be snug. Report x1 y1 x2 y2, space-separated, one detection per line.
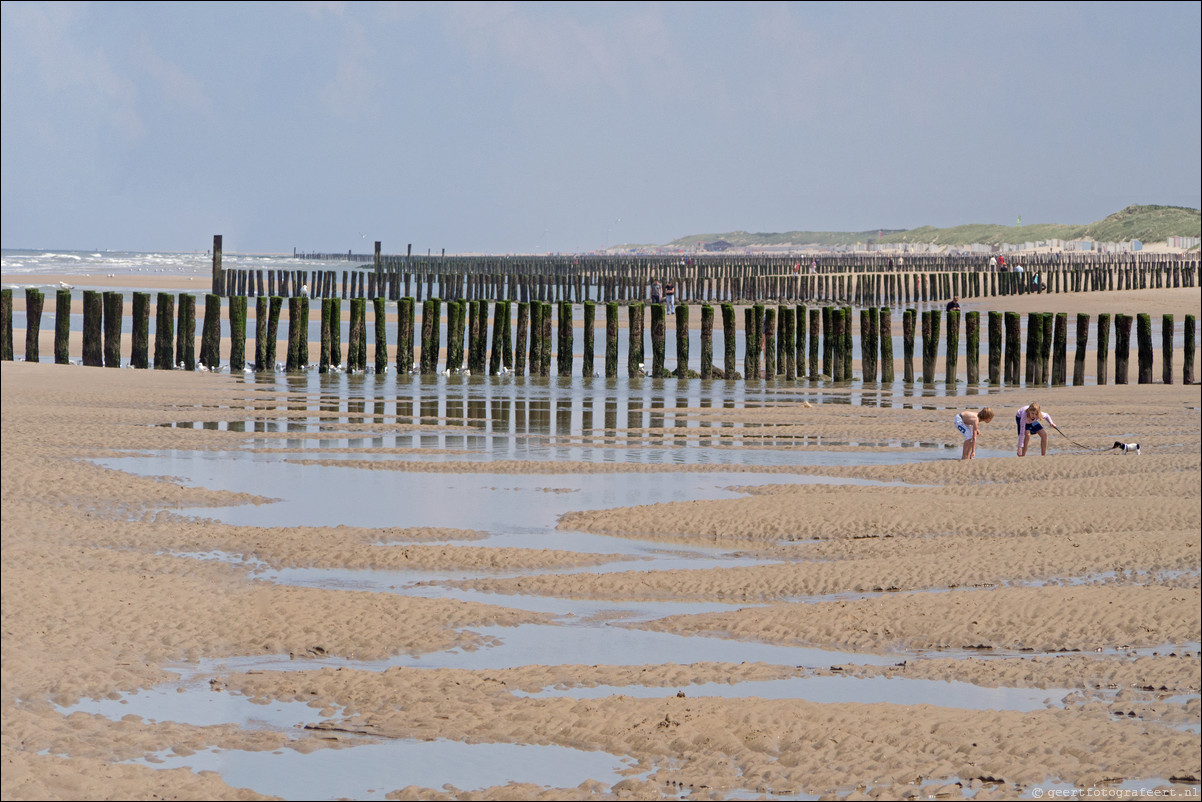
58 281 74 290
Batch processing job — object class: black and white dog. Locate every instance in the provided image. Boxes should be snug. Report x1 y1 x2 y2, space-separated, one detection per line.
1111 441 1140 455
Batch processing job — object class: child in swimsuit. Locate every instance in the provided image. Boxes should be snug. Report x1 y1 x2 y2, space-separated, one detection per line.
1016 402 1055 456
954 407 994 460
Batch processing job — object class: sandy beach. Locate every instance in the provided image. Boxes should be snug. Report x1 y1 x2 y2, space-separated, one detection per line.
1 280 1199 800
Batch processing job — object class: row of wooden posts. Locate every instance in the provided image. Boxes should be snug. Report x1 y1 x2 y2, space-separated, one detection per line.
216 257 1198 309
219 237 1199 308
3 288 1196 387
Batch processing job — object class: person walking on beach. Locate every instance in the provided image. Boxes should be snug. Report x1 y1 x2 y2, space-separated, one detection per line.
650 278 662 305
946 296 961 312
1016 402 1055 456
954 407 993 460
663 279 676 314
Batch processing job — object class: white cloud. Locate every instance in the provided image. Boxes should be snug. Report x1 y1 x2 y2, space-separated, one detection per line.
132 34 215 119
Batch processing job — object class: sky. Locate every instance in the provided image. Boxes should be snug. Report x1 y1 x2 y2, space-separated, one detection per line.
2 1 1200 255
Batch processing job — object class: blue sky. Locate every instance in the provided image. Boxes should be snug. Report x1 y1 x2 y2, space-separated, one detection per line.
2 1 1199 254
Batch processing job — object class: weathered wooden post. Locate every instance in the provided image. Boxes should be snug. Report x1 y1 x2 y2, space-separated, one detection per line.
1073 313 1089 386
287 297 304 373
920 310 934 384
25 289 45 364
1050 312 1067 385
82 291 104 367
1162 314 1174 385
527 301 542 376
441 300 459 373
374 297 388 373
489 300 505 375
879 307 894 383
396 298 414 374
861 309 876 382
722 303 736 377
178 294 197 370
795 304 807 379
965 310 979 385
199 294 221 370
582 301 595 377
514 302 529 376
1136 313 1153 384
902 308 916 384
212 234 224 296
988 311 1002 385
541 301 553 376
56 289 73 365
1114 314 1132 384
700 304 714 378
1024 313 1040 385
945 309 960 386
831 308 845 382
628 303 645 377
604 301 618 377
421 299 441 374
675 303 690 379
821 306 833 377
1184 315 1196 385
350 297 369 372
154 293 174 369
255 297 269 370
1095 313 1110 386
229 295 247 372
558 301 573 376
0 289 11 361
763 307 776 379
782 305 796 380
808 308 820 379
842 306 853 380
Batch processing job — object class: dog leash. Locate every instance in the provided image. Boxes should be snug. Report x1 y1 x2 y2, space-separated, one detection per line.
1050 425 1104 452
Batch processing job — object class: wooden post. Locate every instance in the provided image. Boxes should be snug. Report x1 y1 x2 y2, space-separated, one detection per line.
628 303 644 377
514 302 529 376
0 289 11 361
320 298 333 373
558 301 572 376
229 295 247 372
831 308 845 382
265 296 283 371
541 301 553 376
421 299 440 374
1073 313 1089 386
722 303 736 378
1161 314 1174 385
842 306 853 380
178 294 197 371
762 306 776 379
83 290 104 367
605 301 618 378
582 301 595 377
56 289 73 365
346 297 365 371
1024 312 1040 385
489 300 506 375
879 307 894 383
1184 315 1196 385
22 288 44 364
746 306 761 380
212 234 224 296
1051 312 1067 386
1114 314 1131 385
965 310 979 385
255 297 269 370
701 304 714 379
1136 313 1153 384
675 303 690 378
154 293 174 369
945 309 960 386
822 306 833 377
527 302 542 376
199 294 221 370
396 298 414 375
808 307 820 379
902 308 915 384
987 311 1002 385
861 308 876 382
921 310 935 384
1096 313 1110 386
287 297 304 372
795 304 807 378
374 297 388 373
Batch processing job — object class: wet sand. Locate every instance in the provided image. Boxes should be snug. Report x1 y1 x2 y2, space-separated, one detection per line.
2 286 1200 800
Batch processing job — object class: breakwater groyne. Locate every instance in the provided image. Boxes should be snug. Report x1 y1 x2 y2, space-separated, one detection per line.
3 288 1195 388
